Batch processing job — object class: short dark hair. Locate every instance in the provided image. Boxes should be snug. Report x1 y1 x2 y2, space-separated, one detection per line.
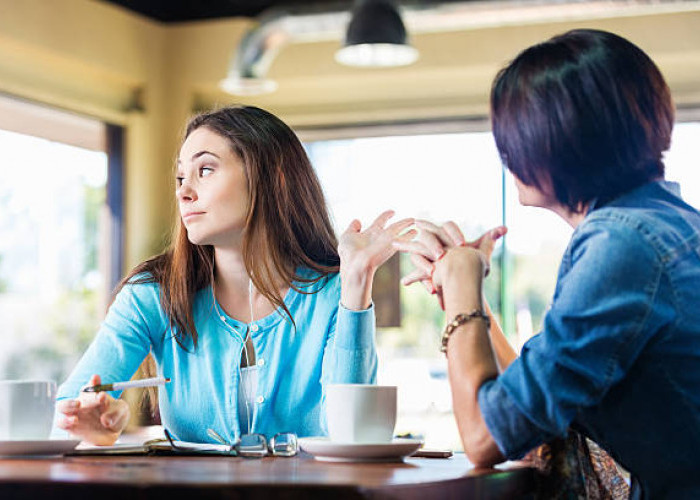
491 29 674 212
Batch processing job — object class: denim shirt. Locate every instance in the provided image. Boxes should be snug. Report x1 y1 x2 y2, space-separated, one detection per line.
54 270 377 444
478 181 700 499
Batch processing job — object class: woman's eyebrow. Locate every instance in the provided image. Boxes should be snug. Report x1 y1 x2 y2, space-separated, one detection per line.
177 150 221 164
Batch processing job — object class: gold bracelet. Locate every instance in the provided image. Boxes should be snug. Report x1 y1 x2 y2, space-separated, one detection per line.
440 310 490 354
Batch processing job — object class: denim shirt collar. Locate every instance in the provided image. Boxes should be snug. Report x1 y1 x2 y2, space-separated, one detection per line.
586 180 681 214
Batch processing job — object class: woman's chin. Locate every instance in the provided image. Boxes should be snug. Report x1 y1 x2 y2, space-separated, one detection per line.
186 233 208 246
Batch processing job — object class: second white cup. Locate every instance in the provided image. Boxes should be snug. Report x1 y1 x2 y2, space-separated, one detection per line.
326 384 397 444
0 380 57 441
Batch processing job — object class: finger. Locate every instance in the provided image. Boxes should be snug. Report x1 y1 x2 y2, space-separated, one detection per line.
401 269 427 287
386 218 414 235
368 210 395 230
57 399 81 415
392 240 434 259
101 401 127 431
342 219 362 235
421 279 436 294
58 416 78 430
479 226 507 259
415 220 453 248
490 225 508 241
416 230 447 260
79 374 101 393
442 221 467 247
394 229 417 243
410 253 434 275
401 269 430 286
470 225 508 250
112 407 130 432
101 413 120 431
95 392 110 412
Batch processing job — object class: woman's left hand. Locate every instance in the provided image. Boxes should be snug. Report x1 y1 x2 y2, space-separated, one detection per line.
338 210 415 310
395 221 507 309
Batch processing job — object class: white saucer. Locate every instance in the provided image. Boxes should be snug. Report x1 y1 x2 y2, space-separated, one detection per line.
0 439 80 457
298 437 423 463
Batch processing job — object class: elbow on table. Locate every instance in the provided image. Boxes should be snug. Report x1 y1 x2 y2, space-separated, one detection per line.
461 430 505 468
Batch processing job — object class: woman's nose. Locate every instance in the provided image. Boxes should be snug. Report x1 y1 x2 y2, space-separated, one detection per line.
177 180 197 202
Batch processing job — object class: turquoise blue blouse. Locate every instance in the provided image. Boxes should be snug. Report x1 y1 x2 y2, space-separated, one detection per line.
55 270 377 444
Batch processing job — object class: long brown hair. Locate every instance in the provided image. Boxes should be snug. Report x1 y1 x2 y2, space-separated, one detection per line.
119 105 340 350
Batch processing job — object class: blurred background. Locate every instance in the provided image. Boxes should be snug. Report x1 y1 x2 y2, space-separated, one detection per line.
1 0 700 449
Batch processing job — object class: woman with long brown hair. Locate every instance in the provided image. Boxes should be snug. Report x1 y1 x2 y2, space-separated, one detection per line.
55 105 413 446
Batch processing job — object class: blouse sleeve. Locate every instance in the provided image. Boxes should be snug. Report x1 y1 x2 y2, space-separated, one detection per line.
478 218 667 459
321 302 378 385
55 280 164 403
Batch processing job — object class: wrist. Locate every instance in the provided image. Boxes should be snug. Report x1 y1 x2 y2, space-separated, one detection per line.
340 263 374 310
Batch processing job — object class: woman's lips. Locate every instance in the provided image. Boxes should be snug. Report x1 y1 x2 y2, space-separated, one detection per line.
182 211 205 221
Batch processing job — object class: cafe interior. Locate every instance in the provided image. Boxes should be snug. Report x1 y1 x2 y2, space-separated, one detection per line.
1 0 700 495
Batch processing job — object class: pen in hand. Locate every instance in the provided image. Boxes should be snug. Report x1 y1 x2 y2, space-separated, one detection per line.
82 377 171 393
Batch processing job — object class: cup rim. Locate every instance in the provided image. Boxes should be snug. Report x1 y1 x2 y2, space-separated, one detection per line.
326 383 396 389
0 380 56 385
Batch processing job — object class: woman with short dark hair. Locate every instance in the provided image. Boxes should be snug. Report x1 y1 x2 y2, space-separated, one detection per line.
400 30 700 498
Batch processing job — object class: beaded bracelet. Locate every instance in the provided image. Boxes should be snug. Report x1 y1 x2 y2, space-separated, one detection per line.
440 310 490 353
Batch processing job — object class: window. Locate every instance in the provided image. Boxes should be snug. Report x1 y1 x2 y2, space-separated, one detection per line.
0 96 120 383
303 115 700 450
305 128 508 450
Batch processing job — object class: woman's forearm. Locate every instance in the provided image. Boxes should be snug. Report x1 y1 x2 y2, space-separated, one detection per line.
483 300 518 371
440 261 505 466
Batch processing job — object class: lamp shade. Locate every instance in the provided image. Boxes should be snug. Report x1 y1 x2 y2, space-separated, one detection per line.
335 0 419 67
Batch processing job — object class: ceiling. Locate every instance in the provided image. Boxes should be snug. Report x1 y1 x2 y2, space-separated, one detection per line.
98 0 353 21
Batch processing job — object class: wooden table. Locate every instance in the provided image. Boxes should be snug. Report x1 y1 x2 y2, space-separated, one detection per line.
0 452 536 499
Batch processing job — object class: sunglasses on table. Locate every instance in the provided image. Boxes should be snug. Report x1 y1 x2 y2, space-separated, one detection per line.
163 428 298 458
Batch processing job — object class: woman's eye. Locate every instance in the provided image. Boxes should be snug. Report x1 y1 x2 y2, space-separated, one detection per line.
175 176 184 186
200 166 214 177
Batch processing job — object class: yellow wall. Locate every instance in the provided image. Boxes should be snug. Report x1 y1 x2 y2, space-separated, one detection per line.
1 0 699 269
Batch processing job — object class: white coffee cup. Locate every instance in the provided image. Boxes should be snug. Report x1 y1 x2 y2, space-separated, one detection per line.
326 384 397 444
0 380 57 440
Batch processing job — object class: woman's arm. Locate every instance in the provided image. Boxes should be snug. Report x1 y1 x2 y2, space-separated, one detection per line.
438 248 505 467
55 281 159 445
396 222 508 466
483 300 518 372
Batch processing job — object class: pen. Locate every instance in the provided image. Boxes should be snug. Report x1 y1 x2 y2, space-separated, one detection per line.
82 377 171 393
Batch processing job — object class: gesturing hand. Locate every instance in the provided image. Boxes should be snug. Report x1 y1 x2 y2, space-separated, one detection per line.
56 374 130 446
338 210 415 310
395 220 507 308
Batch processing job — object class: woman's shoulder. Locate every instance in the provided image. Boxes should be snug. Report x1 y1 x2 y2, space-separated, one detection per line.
293 267 340 296
563 211 664 285
580 204 696 266
110 272 163 315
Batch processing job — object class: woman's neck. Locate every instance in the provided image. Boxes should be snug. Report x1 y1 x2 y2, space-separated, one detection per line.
213 246 250 294
548 202 589 229
212 245 288 322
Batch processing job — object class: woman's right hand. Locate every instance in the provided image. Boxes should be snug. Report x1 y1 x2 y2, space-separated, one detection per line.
56 374 130 445
396 221 507 309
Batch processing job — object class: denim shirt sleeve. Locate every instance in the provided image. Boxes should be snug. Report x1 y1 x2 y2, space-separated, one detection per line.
479 217 664 459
